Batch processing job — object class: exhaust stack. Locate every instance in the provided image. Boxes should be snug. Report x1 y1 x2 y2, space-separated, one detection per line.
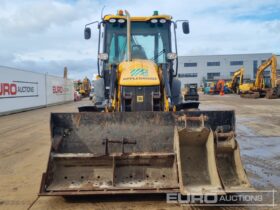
125 10 131 61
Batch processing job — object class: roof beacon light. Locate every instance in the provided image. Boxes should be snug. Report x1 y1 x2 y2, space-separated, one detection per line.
153 10 159 16
118 10 124 16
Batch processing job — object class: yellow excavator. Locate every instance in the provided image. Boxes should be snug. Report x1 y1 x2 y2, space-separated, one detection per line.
39 10 252 196
228 67 244 94
265 55 280 99
241 55 278 98
228 67 254 95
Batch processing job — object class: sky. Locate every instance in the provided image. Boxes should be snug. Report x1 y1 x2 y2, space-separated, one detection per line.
0 0 279 80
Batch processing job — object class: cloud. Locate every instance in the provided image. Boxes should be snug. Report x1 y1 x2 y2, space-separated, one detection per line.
0 0 279 80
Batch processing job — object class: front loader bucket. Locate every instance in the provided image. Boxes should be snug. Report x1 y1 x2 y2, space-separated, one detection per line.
40 112 179 195
40 111 253 196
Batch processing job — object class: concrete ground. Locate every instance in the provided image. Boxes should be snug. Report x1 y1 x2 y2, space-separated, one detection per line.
0 94 279 210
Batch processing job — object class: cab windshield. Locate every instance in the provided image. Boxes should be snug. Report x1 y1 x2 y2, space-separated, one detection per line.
104 21 171 64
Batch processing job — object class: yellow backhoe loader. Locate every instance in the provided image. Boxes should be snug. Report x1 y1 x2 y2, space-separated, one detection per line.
241 55 278 98
79 77 91 97
39 10 252 197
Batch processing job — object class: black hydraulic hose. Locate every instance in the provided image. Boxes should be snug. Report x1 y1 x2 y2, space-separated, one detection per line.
162 64 172 98
172 21 178 77
97 23 101 76
109 65 117 100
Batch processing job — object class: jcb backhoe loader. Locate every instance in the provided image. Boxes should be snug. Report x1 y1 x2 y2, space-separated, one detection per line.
39 10 252 196
241 55 278 98
79 77 91 97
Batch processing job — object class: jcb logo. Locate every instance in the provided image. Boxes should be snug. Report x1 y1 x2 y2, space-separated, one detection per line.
130 68 148 77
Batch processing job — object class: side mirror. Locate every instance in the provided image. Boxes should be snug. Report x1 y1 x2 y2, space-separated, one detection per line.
182 22 190 34
84 27 91 39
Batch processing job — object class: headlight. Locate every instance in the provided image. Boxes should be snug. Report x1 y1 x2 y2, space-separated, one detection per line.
167 52 177 60
159 19 166 23
118 19 125 23
151 19 158 23
109 18 116 23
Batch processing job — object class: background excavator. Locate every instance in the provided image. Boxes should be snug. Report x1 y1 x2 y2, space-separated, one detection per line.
228 67 254 95
39 10 252 197
241 55 279 98
265 55 280 99
228 67 244 94
215 79 225 95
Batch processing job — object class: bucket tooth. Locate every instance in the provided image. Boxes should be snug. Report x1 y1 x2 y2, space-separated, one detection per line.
175 127 225 195
216 134 253 192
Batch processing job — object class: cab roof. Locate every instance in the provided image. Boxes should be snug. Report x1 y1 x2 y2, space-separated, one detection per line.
103 15 172 22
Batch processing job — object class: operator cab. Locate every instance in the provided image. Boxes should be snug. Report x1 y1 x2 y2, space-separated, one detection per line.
84 10 193 112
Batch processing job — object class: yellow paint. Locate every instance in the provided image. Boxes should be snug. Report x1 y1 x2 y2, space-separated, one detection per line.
137 95 144 102
117 83 121 112
226 81 232 89
239 83 254 93
103 15 172 22
112 98 116 110
118 60 160 86
163 90 169 112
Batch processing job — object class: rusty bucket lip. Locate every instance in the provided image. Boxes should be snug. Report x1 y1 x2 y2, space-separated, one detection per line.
39 173 180 196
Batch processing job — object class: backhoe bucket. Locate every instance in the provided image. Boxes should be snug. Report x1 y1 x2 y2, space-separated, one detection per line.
215 133 253 192
175 127 224 195
39 111 252 196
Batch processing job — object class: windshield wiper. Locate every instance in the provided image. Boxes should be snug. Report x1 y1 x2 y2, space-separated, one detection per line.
150 49 166 62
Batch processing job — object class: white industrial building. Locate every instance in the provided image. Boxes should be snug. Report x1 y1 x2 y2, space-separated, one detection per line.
177 53 280 87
